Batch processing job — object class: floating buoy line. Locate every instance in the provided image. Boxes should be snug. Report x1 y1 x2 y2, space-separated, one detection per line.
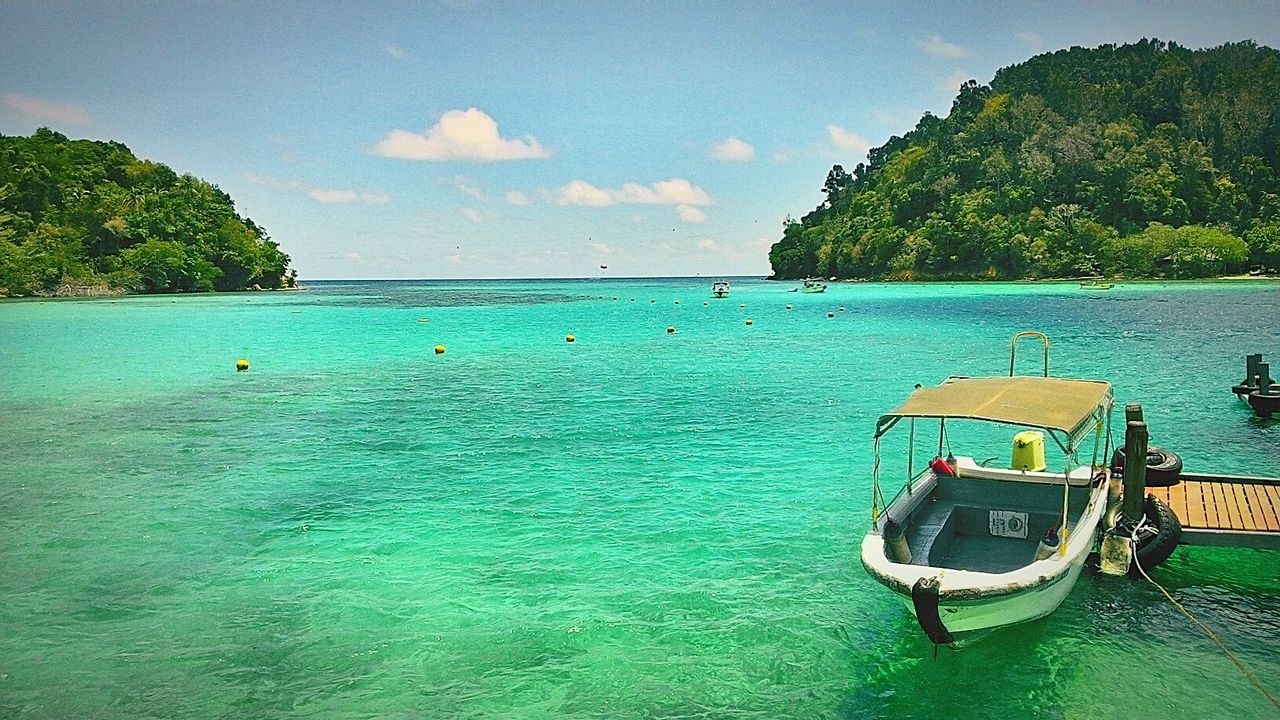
398 293 856 352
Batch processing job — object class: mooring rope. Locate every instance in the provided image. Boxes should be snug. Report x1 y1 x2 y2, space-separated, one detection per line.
1129 521 1280 711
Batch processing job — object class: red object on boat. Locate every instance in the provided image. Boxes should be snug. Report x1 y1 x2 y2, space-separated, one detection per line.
929 457 956 476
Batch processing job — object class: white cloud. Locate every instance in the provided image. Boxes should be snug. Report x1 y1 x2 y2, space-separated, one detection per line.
243 172 390 205
676 205 707 223
448 254 463 265
461 207 494 223
708 136 755 162
589 242 611 254
373 108 552 162
556 180 615 207
827 125 872 155
618 179 712 206
384 42 408 60
555 178 712 222
917 34 970 59
938 70 974 94
455 181 487 201
505 191 531 206
1017 32 1043 50
2 93 91 125
344 252 362 261
772 150 791 163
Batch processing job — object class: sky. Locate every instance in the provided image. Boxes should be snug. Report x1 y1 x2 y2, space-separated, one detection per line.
3 2 1279 280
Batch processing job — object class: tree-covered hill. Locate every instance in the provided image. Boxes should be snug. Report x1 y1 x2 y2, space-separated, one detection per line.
769 40 1280 280
0 128 293 296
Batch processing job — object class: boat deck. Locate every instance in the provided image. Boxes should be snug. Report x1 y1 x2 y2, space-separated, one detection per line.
1144 473 1280 550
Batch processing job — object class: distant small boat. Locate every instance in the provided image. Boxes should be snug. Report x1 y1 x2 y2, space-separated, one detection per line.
711 280 730 298
801 278 827 293
1080 280 1113 290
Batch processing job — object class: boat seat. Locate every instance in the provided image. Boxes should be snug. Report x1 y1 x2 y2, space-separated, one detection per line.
953 457 1095 487
907 500 958 565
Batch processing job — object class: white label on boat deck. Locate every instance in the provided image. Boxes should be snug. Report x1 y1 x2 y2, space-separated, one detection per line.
989 510 1029 538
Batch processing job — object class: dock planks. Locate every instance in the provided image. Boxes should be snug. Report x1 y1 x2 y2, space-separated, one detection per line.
1145 475 1280 549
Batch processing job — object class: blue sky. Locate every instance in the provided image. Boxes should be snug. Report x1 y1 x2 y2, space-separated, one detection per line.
3 2 1278 279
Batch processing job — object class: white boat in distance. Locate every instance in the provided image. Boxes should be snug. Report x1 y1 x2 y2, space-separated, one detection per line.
711 280 730 298
860 333 1114 645
800 278 827 293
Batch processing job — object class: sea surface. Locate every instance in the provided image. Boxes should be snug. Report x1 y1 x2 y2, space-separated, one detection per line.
1 277 1277 719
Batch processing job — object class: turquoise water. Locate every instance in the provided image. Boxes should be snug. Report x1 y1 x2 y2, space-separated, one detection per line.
1 278 1277 719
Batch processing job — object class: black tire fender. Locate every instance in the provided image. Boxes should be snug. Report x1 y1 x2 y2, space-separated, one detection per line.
1111 446 1183 487
1132 494 1181 574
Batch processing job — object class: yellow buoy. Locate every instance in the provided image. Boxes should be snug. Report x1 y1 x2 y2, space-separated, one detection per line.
666 326 676 334
417 317 429 323
745 319 753 326
235 359 249 372
566 334 575 343
434 345 446 354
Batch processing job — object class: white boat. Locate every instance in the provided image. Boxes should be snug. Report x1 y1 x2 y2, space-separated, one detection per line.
800 278 827 293
860 333 1114 645
711 280 730 298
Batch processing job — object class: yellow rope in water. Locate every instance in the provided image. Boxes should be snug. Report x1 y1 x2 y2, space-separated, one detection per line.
1133 557 1280 711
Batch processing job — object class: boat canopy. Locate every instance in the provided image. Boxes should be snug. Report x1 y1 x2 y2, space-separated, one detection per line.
874 376 1112 449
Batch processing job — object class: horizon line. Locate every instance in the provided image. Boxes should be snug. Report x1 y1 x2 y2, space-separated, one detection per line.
300 274 774 282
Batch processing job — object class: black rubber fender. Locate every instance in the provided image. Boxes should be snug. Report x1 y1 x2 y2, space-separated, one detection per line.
1132 494 1181 575
910 576 954 646
1111 446 1183 487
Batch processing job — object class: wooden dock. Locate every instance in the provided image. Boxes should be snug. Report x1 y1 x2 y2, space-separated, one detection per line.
1145 472 1280 550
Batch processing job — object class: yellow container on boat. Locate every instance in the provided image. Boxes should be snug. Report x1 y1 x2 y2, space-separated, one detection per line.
1012 431 1047 472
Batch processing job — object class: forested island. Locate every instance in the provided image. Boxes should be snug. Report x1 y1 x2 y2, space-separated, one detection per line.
770 40 1280 280
0 129 293 297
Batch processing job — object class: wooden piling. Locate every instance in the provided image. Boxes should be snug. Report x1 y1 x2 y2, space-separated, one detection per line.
1125 404 1143 424
1245 354 1261 387
1122 419 1149 521
1258 361 1272 394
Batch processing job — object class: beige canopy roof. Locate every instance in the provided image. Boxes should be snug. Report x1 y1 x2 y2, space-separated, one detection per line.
875 376 1112 444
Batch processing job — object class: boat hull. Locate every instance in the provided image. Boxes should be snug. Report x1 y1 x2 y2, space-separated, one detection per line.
894 548 1089 634
860 470 1107 638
